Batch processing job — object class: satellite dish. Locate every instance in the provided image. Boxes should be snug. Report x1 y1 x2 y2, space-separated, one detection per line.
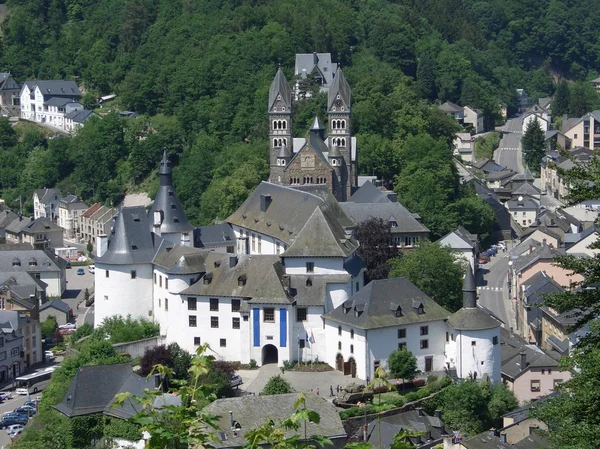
518 196 524 201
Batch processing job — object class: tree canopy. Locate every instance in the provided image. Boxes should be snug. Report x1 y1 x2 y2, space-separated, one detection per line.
387 348 418 383
521 117 546 172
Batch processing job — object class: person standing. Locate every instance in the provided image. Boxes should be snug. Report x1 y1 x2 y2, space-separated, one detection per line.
330 385 334 397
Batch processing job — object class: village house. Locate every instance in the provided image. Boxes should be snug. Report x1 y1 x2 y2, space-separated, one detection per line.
5 216 64 250
463 106 484 134
437 226 478 270
505 197 539 228
58 195 88 240
0 73 20 116
79 203 116 246
0 311 41 370
541 147 593 200
562 110 600 149
453 133 474 162
39 298 71 327
33 188 61 221
519 271 563 346
294 52 338 99
20 80 82 129
540 305 588 356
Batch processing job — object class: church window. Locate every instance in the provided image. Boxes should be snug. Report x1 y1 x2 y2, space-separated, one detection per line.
342 138 346 146
341 106 345 111
332 120 337 129
273 121 278 130
341 120 346 129
282 120 287 130
273 139 278 147
281 160 286 166
350 329 354 339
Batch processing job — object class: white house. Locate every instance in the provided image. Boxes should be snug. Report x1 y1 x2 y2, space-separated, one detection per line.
506 197 539 228
33 188 61 221
566 225 599 256
453 133 474 162
522 112 549 134
437 227 477 271
463 106 484 134
58 195 88 239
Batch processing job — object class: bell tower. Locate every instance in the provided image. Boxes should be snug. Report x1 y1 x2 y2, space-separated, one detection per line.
327 68 353 200
268 68 293 185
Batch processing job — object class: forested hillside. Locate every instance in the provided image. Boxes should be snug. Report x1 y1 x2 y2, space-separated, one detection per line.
1 0 599 233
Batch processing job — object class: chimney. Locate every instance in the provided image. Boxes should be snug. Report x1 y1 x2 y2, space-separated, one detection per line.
489 428 496 438
281 274 291 291
153 210 163 236
259 194 272 212
500 433 507 444
229 411 234 429
181 232 191 247
363 424 368 442
416 407 424 417
229 256 238 268
96 234 108 257
542 238 547 246
529 244 534 254
520 351 527 371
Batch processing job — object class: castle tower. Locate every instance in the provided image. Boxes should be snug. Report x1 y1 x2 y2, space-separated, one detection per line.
328 144 343 199
446 267 501 383
148 151 194 246
327 68 353 200
268 68 293 185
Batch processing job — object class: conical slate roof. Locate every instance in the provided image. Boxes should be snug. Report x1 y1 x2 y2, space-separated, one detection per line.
311 116 325 131
148 151 194 236
277 143 292 158
268 68 292 111
328 144 342 158
328 68 351 111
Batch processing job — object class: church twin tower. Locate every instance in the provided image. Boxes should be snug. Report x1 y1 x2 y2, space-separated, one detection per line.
268 67 357 202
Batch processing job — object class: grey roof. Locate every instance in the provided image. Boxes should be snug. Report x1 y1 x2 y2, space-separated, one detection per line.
34 188 61 204
44 97 77 107
295 53 337 86
268 68 292 111
195 223 236 248
324 278 450 330
545 334 570 353
512 182 540 197
0 310 35 331
0 73 19 91
25 80 81 97
40 298 71 314
437 227 477 250
473 159 504 174
228 182 355 250
328 68 351 111
501 344 560 381
328 144 342 158
96 206 162 265
5 216 33 235
0 247 65 273
506 198 539 211
277 143 292 158
53 364 152 418
341 202 429 234
180 254 290 304
291 274 352 307
347 181 391 204
367 410 445 448
439 101 463 113
152 244 207 275
65 109 94 123
486 170 516 181
0 210 17 229
21 217 62 234
311 116 325 130
522 271 563 307
513 244 555 273
205 393 346 448
461 431 550 449
148 151 194 235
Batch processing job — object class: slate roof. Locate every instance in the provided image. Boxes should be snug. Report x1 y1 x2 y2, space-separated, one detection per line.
506 198 539 211
268 68 292 111
180 254 290 304
473 159 505 174
152 243 207 275
513 244 556 273
205 393 346 448
324 278 450 330
461 431 550 449
437 227 476 250
439 101 463 114
340 202 429 234
512 182 540 197
0 248 66 272
295 53 337 87
347 181 390 203
228 182 355 250
486 170 516 181
501 344 560 381
148 151 194 235
366 410 445 449
0 73 19 91
0 210 17 229
40 298 71 314
328 68 351 111
44 97 76 107
25 80 81 98
53 364 154 418
21 217 62 234
65 109 94 123
195 223 236 248
34 188 61 204
291 274 352 307
96 206 163 265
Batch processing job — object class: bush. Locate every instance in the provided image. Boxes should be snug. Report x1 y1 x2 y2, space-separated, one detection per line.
262 375 293 396
70 323 94 342
404 392 419 402
139 345 173 376
249 359 257 369
41 316 58 339
427 375 438 384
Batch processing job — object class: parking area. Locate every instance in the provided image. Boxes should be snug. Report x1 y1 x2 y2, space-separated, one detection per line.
61 266 94 326
237 364 364 398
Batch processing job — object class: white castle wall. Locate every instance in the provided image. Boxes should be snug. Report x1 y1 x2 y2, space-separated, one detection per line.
446 327 501 383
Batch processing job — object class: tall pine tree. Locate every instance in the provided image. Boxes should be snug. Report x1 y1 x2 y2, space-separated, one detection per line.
553 80 570 117
521 116 546 172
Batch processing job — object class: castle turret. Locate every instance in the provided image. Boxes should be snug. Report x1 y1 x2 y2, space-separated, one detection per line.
269 68 293 185
446 266 501 383
148 151 194 246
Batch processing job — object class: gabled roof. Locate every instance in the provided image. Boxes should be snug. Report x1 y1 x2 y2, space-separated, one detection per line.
347 181 391 204
53 364 154 418
438 101 463 114
22 217 62 234
513 244 556 273
473 159 505 173
327 68 351 112
0 210 18 229
268 68 292 111
148 151 194 236
295 53 337 87
367 409 445 448
24 80 81 98
34 188 61 204
152 243 206 275
501 344 560 381
65 109 94 123
195 223 236 248
81 203 102 218
437 228 476 250
512 182 540 197
461 430 550 449
324 278 450 330
40 298 71 314
341 201 429 235
506 198 539 211
486 169 516 181
205 393 346 448
96 206 162 265
0 248 65 273
522 271 563 307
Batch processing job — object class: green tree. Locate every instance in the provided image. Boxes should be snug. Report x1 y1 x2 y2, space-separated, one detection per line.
262 375 294 396
41 316 58 339
569 81 600 117
416 51 437 101
0 118 17 149
521 117 546 173
389 241 464 312
553 80 570 117
86 241 93 257
355 217 395 282
387 348 418 388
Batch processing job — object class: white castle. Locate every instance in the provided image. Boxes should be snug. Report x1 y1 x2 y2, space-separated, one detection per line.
95 152 500 382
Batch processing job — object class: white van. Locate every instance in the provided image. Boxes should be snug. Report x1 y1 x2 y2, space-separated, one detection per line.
88 265 95 274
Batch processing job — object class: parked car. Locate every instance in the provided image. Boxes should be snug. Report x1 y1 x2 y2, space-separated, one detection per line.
478 252 490 264
59 323 76 330
0 416 28 429
88 265 95 274
8 427 22 439
23 401 36 409
6 424 23 434
45 350 55 361
0 392 12 401
487 247 497 256
14 406 35 417
497 241 507 250
230 374 243 388
77 268 85 275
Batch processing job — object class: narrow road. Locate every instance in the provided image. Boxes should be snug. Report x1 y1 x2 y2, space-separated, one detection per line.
494 117 524 174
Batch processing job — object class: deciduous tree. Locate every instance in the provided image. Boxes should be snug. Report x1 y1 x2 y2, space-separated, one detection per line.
388 348 418 388
355 217 395 282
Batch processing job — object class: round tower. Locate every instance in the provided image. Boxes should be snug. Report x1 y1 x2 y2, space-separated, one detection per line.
446 267 501 383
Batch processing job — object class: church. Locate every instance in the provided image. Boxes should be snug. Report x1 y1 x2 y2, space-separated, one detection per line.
268 67 357 202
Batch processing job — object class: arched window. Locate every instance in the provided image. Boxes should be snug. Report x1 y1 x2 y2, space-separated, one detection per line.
273 121 278 130
282 120 287 130
283 138 287 145
273 139 278 147
332 120 337 129
341 120 346 129
342 138 346 146
338 341 342 350
350 329 354 339
350 344 354 353
338 326 342 336
281 160 286 166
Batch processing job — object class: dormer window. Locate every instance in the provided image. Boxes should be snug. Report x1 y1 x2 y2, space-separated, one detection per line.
131 244 138 250
170 203 176 210
238 275 247 287
214 261 221 268
168 190 174 197
203 273 213 285
418 305 424 315
29 258 37 267
12 259 20 267
390 220 397 228
173 217 179 223
395 306 402 317
132 214 140 222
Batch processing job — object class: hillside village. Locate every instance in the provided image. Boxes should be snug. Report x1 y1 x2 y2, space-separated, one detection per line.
0 1 599 448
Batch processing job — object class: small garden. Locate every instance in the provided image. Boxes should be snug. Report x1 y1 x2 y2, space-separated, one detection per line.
282 360 333 372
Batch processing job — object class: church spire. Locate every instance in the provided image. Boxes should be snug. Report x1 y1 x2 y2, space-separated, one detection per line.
462 266 477 308
328 68 351 112
268 67 292 112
